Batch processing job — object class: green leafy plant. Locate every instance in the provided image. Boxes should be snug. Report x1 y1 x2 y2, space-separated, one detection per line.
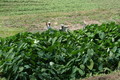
0 22 120 80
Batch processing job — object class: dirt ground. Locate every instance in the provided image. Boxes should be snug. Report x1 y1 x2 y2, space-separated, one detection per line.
81 71 120 80
55 20 100 30
36 20 101 32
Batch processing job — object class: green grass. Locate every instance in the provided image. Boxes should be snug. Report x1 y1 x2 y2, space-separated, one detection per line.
0 0 120 16
0 27 25 38
0 0 120 37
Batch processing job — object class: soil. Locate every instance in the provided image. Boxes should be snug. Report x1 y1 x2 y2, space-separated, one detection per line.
40 20 101 31
81 71 120 80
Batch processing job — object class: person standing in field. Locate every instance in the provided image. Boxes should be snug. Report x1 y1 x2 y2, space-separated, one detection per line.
46 22 52 29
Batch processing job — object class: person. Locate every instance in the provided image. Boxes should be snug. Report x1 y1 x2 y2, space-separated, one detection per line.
46 22 51 29
59 24 68 32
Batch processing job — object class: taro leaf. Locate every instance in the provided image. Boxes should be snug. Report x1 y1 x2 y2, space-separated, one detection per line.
78 68 85 76
7 52 15 60
117 61 120 69
61 48 67 53
14 74 19 80
24 65 30 69
118 48 120 53
60 66 71 74
112 37 115 42
83 57 88 64
112 46 117 52
57 36 63 42
87 59 94 70
38 74 42 79
103 67 111 73
109 51 114 58
73 66 84 76
19 67 24 72
73 66 78 73
0 50 2 57
66 58 75 66
37 51 44 57
99 32 105 40
80 64 85 70
41 68 47 72
48 37 52 43
70 73 76 80
48 69 56 75
71 50 79 55
86 33 94 38
5 48 14 59
52 37 57 45
107 48 110 52
87 49 94 57
16 59 23 66
17 43 28 53
29 75 37 80
13 65 19 74
98 64 103 71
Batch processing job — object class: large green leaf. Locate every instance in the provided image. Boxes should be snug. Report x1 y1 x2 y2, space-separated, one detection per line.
0 23 120 80
52 37 57 45
87 59 94 70
99 31 105 40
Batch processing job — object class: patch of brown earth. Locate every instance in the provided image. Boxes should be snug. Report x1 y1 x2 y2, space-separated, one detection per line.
68 24 83 30
83 20 101 25
28 23 84 32
42 20 101 31
27 20 101 32
81 72 120 80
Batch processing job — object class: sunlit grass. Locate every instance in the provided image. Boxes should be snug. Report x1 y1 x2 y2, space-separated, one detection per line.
0 27 26 37
0 0 119 37
0 0 120 16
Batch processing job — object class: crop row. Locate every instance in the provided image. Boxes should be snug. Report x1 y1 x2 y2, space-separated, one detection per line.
0 22 120 80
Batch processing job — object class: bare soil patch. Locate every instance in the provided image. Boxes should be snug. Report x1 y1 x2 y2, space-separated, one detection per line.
4 19 101 32
81 72 120 80
40 20 101 31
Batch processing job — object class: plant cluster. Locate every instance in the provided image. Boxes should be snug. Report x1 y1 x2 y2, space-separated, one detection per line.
0 22 120 80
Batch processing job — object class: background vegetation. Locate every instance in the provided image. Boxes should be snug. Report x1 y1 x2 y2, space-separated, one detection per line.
0 0 120 79
0 0 120 37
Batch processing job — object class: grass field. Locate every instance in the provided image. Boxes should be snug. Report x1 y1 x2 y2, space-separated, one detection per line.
0 0 120 37
0 0 120 80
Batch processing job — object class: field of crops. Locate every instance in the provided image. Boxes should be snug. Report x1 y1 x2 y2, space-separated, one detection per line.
0 0 120 79
0 22 120 80
0 0 120 37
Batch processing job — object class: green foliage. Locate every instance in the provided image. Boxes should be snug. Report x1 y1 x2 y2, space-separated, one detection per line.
0 22 120 80
0 27 25 38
